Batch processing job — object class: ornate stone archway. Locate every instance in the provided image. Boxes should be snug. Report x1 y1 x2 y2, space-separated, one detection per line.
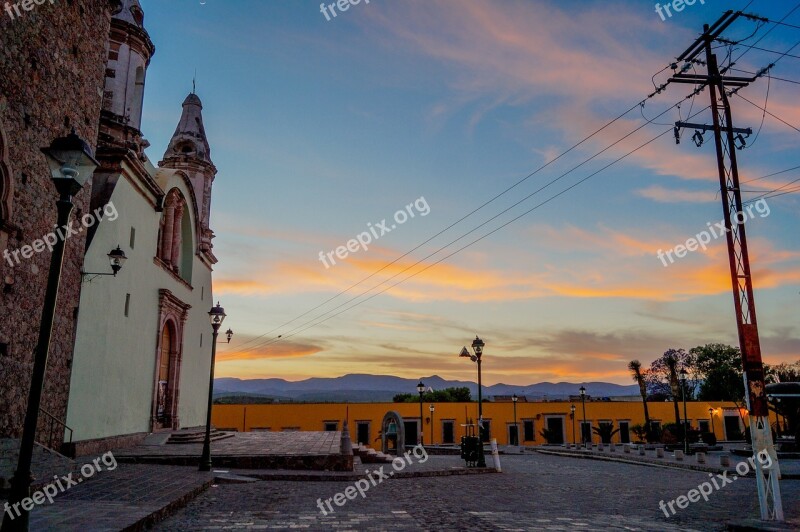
151 289 191 430
380 410 405 455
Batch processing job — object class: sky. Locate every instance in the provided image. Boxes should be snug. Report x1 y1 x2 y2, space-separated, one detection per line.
138 0 800 386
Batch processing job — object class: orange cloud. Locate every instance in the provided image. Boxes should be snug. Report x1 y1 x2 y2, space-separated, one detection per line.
218 341 323 361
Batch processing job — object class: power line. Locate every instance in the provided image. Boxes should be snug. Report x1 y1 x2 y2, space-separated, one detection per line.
230 76 687 354
741 165 800 185
262 125 682 349
228 4 792 355
744 176 800 203
733 91 800 133
236 102 711 355
229 69 691 353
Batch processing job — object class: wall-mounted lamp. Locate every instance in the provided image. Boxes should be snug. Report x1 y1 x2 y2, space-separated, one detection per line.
81 246 127 282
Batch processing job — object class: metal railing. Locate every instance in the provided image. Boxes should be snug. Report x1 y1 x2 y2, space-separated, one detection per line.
37 408 73 452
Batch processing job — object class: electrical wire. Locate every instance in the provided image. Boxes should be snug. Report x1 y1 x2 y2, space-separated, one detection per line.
233 102 711 355
254 124 686 349
734 91 800 133
229 67 687 353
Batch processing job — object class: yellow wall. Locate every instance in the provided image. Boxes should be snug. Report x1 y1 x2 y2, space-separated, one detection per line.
212 401 746 445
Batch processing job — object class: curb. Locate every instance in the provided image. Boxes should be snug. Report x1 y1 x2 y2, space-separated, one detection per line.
535 449 800 479
120 475 214 532
535 448 728 474
238 467 499 482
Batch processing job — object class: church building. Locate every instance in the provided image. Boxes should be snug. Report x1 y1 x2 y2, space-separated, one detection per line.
64 0 221 455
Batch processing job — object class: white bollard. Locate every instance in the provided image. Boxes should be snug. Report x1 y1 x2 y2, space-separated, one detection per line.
656 448 664 458
609 444 616 452
674 450 684 461
720 455 731 467
696 452 705 464
638 445 646 456
623 444 630 454
490 438 501 472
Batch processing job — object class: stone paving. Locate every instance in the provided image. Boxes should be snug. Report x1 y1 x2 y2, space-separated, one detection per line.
2 464 212 531
155 453 800 531
114 431 351 471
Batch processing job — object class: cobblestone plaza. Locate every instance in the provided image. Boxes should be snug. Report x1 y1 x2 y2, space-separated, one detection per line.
156 453 800 531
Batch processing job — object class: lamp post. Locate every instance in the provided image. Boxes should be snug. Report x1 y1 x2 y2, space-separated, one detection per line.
680 368 689 454
3 131 98 532
200 302 227 471
459 336 486 467
579 386 587 445
429 404 435 445
570 404 576 445
709 407 716 437
512 394 518 445
417 380 425 445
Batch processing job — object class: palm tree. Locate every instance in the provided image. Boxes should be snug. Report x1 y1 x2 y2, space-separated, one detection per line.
665 354 681 426
628 360 651 437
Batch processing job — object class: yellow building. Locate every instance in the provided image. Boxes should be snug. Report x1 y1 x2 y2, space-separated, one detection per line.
212 400 747 446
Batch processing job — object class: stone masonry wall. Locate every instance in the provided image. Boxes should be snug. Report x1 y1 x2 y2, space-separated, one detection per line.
0 0 115 444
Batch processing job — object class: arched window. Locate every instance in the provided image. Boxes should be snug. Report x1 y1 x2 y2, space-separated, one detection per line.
157 188 193 284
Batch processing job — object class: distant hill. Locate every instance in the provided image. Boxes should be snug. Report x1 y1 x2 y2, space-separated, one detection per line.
214 374 638 403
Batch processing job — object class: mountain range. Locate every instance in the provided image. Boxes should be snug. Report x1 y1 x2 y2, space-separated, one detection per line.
214 374 639 402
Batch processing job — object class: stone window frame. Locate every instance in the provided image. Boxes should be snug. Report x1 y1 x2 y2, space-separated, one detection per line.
0 121 14 246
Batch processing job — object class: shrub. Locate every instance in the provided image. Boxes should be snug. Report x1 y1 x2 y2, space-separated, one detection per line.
631 423 647 443
701 431 717 446
540 427 561 444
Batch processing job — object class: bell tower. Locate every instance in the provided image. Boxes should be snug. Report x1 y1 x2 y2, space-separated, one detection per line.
99 0 155 154
159 93 218 259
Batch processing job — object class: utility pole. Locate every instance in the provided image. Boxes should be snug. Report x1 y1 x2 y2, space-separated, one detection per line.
670 11 782 521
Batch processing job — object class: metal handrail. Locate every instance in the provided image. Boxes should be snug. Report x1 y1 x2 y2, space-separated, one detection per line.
37 408 73 451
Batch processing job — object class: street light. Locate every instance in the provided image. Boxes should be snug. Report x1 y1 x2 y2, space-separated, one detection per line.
3 130 98 531
709 407 716 437
579 386 587 445
81 246 128 280
570 404 576 445
459 336 486 467
417 380 425 446
680 368 689 454
512 394 518 446
429 404 435 445
200 302 226 471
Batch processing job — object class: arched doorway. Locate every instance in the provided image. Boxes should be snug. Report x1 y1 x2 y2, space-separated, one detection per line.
152 289 191 431
155 323 174 428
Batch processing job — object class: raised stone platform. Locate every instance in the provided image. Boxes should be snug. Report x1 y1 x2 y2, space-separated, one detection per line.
114 431 354 471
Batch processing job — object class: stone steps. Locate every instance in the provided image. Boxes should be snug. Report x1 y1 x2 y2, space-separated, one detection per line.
354 443 393 463
166 429 235 445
